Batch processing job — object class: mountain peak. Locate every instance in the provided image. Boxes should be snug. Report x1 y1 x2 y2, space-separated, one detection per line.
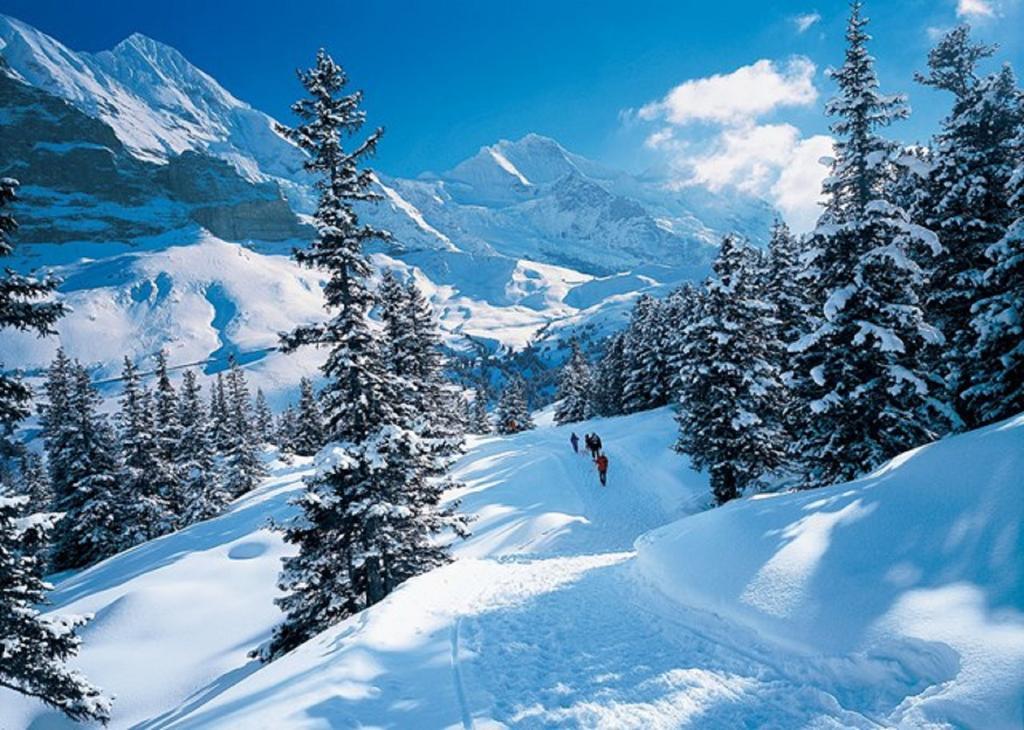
112 31 178 58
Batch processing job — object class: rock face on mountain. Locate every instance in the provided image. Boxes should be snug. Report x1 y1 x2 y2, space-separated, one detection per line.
0 65 306 243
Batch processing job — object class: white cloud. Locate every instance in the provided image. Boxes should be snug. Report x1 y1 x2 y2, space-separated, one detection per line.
771 134 833 232
688 123 802 193
637 57 818 126
956 0 995 17
793 12 822 33
634 58 829 232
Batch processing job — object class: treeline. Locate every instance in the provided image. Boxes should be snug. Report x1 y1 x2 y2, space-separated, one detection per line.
560 11 1023 505
25 351 266 569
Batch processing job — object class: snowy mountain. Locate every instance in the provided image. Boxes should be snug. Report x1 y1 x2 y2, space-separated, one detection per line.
0 13 775 398
2 407 1020 728
0 14 313 211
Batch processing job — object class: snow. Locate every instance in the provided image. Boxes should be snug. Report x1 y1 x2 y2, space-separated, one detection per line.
3 408 1018 728
487 146 532 186
636 412 1024 729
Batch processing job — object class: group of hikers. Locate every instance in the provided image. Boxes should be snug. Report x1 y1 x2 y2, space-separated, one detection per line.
569 431 609 486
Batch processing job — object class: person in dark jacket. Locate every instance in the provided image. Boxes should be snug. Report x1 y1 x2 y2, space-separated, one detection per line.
592 433 603 456
596 453 609 486
570 432 579 454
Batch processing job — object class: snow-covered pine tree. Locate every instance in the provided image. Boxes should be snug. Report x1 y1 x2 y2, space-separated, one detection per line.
965 121 1024 423
663 283 706 398
152 351 186 525
291 377 325 457
276 50 389 443
788 2 946 487
176 369 228 524
496 375 534 434
38 349 73 506
676 235 788 505
275 405 299 453
0 495 111 723
267 51 467 660
403 279 465 461
51 363 124 570
590 331 627 417
221 358 265 497
16 452 51 514
554 340 592 424
762 219 812 355
253 389 275 445
621 295 671 413
470 386 491 434
117 357 171 544
755 220 811 438
916 26 1024 427
208 373 230 452
0 177 64 461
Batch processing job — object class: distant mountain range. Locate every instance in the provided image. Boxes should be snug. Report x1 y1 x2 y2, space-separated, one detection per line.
0 13 775 401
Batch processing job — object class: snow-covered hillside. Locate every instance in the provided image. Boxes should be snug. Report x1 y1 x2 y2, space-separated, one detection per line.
2 408 1019 728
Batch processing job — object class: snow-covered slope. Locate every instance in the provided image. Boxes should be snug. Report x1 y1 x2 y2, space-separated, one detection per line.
4 408 1019 728
637 413 1024 729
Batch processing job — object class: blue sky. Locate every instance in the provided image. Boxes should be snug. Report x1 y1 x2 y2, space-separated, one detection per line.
2 0 1021 228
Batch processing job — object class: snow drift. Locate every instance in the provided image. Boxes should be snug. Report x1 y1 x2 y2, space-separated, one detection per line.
637 412 1024 729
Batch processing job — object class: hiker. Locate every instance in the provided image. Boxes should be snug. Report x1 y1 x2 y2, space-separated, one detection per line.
592 432 603 456
570 432 579 454
584 433 597 458
596 453 609 486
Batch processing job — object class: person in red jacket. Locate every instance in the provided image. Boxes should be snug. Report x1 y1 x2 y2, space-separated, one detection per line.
595 453 609 486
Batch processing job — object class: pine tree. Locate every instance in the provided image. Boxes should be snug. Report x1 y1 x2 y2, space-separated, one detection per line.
676 236 788 505
402 279 465 462
590 331 627 417
176 369 228 524
0 178 65 459
621 295 671 413
762 219 812 354
276 405 299 453
965 122 1024 423
16 452 51 514
496 376 534 434
554 340 592 424
38 349 74 506
152 351 186 526
276 49 390 443
267 51 467 660
253 389 275 445
663 283 706 398
916 26 1024 426
470 386 491 434
789 2 946 487
208 373 230 452
51 364 124 570
117 357 170 545
221 358 265 497
0 495 111 723
292 377 325 457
